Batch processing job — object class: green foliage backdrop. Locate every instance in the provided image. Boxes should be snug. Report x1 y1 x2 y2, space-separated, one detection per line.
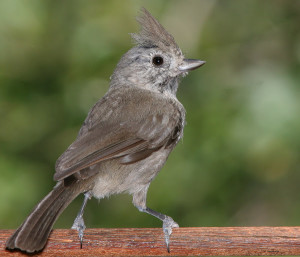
1 0 300 230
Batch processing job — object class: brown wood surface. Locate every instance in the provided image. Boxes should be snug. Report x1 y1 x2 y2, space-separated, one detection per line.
1 227 300 256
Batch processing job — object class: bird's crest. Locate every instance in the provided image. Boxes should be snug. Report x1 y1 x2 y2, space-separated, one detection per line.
131 8 181 53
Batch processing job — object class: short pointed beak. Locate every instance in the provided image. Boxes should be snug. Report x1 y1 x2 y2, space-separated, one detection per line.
179 59 206 72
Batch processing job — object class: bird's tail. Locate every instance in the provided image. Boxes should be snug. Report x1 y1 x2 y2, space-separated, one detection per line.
6 178 83 253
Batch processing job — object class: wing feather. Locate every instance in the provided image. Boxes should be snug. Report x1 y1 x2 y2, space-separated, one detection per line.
54 87 183 181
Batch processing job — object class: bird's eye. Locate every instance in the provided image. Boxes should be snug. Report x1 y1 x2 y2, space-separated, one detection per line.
152 55 164 66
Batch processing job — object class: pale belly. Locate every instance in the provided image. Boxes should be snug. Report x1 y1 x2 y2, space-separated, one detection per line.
91 148 171 199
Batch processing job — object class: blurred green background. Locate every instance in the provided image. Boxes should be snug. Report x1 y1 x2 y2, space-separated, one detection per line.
1 0 300 232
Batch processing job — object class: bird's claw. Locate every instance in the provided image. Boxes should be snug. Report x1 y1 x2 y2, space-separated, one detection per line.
163 216 179 252
71 215 86 248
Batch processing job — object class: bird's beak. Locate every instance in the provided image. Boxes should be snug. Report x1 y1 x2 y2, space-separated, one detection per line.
178 59 206 72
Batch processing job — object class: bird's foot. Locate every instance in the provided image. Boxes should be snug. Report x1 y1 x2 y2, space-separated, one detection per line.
71 215 86 248
162 216 179 252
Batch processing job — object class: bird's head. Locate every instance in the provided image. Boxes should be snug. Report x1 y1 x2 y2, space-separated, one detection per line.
110 8 205 95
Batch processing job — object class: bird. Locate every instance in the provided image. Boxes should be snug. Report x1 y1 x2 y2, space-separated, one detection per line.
6 7 205 253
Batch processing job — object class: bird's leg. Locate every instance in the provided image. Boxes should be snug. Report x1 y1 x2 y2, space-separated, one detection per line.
133 188 178 252
71 191 91 248
138 207 179 252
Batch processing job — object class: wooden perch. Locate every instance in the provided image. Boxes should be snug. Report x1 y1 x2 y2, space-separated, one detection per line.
1 227 300 256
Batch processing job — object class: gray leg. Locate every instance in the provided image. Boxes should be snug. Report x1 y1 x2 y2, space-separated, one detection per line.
71 191 91 248
139 207 179 252
133 188 178 252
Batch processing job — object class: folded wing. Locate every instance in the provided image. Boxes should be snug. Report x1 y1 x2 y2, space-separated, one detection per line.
54 87 182 181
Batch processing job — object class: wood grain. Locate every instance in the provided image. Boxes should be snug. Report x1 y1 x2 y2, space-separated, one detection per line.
1 227 300 256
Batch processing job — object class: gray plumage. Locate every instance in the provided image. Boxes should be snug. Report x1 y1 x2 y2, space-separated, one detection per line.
6 8 205 253
131 8 180 53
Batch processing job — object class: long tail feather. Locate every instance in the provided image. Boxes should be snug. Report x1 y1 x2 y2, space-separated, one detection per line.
6 180 82 253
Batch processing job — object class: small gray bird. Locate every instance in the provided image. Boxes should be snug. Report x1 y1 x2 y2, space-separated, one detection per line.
6 8 205 253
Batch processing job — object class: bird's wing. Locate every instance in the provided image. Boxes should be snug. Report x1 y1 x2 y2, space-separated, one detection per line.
54 87 183 181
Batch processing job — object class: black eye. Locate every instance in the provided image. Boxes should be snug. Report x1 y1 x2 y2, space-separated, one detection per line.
152 55 164 66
